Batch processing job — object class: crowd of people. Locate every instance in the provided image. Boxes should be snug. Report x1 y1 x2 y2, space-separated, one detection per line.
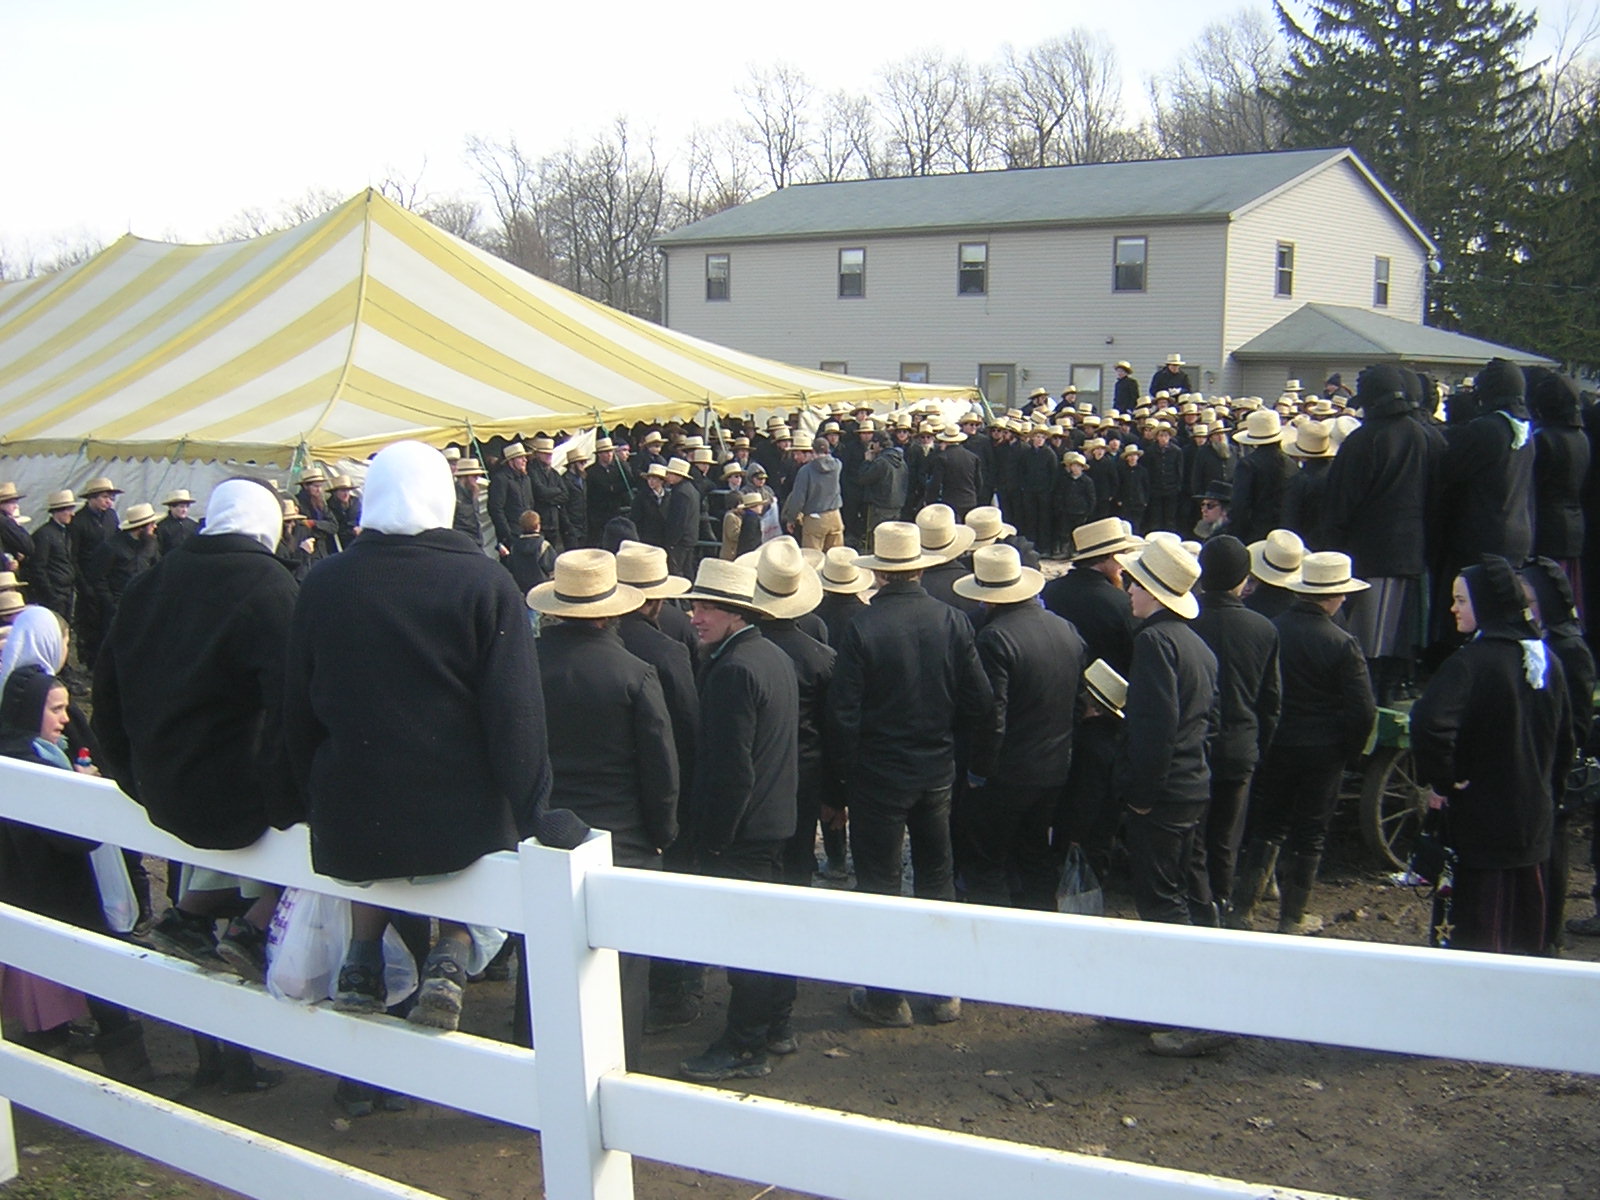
0 353 1595 1092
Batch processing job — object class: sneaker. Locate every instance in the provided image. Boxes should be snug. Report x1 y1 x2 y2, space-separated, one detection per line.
645 992 701 1033
332 963 388 1015
928 996 962 1024
216 918 269 984
766 1023 799 1056
680 1041 771 1082
1566 913 1600 938
147 908 221 967
407 956 467 1031
221 1065 285 1094
1148 1029 1233 1058
848 987 913 1028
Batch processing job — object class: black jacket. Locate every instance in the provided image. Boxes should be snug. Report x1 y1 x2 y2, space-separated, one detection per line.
453 480 485 545
87 530 157 635
860 447 908 510
23 518 75 612
284 528 551 880
760 618 836 775
1041 564 1136 675
1146 441 1185 498
1055 470 1097 521
155 515 199 555
816 590 868 651
93 533 302 848
587 460 633 541
1270 599 1376 755
632 486 668 548
506 533 555 594
1018 445 1056 494
1281 459 1333 551
1190 591 1280 777
1189 443 1235 499
528 460 568 541
1087 454 1118 518
931 444 983 512
560 471 589 548
1439 410 1536 567
1115 459 1149 517
0 512 32 565
1533 425 1589 560
1323 394 1438 577
1149 367 1192 397
536 622 677 863
663 480 700 551
618 608 698 818
487 465 533 550
693 625 798 853
1115 608 1218 808
969 602 1085 784
1230 444 1297 545
828 577 992 791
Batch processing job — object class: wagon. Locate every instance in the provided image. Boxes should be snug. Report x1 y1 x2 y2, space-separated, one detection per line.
1356 704 1424 870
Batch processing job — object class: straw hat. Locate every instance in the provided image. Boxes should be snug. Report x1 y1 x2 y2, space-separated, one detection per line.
1028 387 1049 399
1084 659 1127 718
743 537 823 619
1062 451 1087 468
298 469 327 487
645 463 669 480
915 504 976 562
442 446 461 462
531 436 556 453
161 489 194 506
935 428 967 444
1284 421 1336 459
1070 516 1142 562
454 457 488 477
1121 444 1142 460
0 483 23 503
329 475 355 490
46 489 78 511
1234 409 1287 445
527 549 645 619
690 447 715 464
1284 379 1306 394
720 461 747 480
1116 538 1201 619
0 571 26 591
770 426 794 441
82 477 122 497
1288 552 1370 596
280 499 305 521
731 436 750 448
682 558 764 612
503 441 530 461
594 437 616 453
0 590 24 618
1114 361 1133 373
640 430 664 446
117 503 160 532
664 457 692 478
953 544 1045 605
1249 529 1305 587
965 506 1016 549
818 545 873 594
1165 354 1185 366
614 541 691 599
1191 424 1210 438
855 521 944 573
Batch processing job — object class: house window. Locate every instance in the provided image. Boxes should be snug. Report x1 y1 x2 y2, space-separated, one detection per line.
1275 242 1295 297
839 248 866 298
1373 256 1391 307
819 361 849 374
1113 236 1147 292
705 253 729 301
900 362 930 384
1070 365 1103 409
958 242 988 295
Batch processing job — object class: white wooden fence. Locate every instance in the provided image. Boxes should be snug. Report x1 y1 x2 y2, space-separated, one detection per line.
3 756 1599 1200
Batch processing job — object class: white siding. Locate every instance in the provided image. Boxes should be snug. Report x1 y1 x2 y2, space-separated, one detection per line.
663 222 1230 403
1221 158 1429 392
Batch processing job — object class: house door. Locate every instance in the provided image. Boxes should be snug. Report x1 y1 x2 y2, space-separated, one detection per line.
978 363 1015 413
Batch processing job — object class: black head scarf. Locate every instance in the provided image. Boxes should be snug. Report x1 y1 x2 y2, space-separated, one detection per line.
1460 555 1538 642
1521 557 1582 639
1474 357 1529 420
0 666 62 760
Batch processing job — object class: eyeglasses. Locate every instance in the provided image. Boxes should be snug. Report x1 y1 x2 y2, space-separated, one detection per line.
1201 500 1223 511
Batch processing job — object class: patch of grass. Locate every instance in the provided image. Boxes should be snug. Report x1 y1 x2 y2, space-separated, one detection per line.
3 1146 185 1200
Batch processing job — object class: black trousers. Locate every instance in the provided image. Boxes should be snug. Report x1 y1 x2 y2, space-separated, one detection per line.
1148 493 1180 534
1187 772 1252 910
781 763 824 887
963 781 1060 910
1125 801 1208 925
704 839 795 1051
1056 718 1120 881
1247 744 1346 856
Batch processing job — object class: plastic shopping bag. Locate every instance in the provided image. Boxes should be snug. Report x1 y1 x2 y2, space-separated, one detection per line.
1055 846 1104 917
265 887 417 1006
466 925 509 976
90 843 138 933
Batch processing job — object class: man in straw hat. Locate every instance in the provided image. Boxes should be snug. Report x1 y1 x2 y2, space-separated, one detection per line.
526 549 677 1066
1229 409 1297 546
0 481 33 571
929 424 984 523
453 456 490 550
526 436 570 551
87 502 160 646
1042 517 1142 675
956 544 1085 911
677 557 800 1082
1228 552 1374 937
328 474 362 550
587 436 632 545
23 491 79 618
1281 420 1337 551
156 490 199 555
69 477 123 669
831 521 992 1028
1057 657 1128 890
1113 536 1219 928
488 441 533 557
1149 354 1192 398
661 457 702 579
1244 527 1305 621
285 441 585 1034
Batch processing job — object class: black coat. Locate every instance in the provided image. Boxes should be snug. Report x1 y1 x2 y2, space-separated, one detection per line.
860 447 908 510
1041 565 1136 675
969 602 1085 785
1281 460 1333 550
155 515 199 555
1188 442 1235 500
69 505 119 580
1054 470 1097 522
828 577 992 791
1439 410 1536 568
1533 425 1589 560
0 512 32 565
1147 440 1185 498
1270 599 1376 755
693 625 798 853
632 486 668 548
1018 445 1056 494
922 557 983 625
1114 459 1149 518
1115 608 1218 808
760 618 836 775
1323 396 1438 577
561 472 589 548
1149 367 1193 396
1230 444 1297 545
587 460 633 541
537 622 677 863
1087 455 1118 518
93 533 302 848
816 590 868 651
453 480 485 544
618 609 698 822
528 461 568 543
1190 592 1281 778
663 480 700 551
931 444 983 512
505 534 555 594
1113 374 1139 411
87 529 157 633
23 518 75 613
487 465 533 550
284 528 551 880
1412 637 1571 870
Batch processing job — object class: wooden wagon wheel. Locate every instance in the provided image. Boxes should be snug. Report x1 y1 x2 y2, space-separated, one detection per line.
1359 745 1428 871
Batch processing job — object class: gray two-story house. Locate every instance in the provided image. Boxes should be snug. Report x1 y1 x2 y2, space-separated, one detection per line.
658 148 1548 409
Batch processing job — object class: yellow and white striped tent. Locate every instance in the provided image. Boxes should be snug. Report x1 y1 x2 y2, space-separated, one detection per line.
0 189 972 516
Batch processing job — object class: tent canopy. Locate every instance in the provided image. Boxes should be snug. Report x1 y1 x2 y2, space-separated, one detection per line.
0 189 974 468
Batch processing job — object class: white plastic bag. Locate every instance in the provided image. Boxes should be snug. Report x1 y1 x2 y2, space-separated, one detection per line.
1055 846 1104 917
466 925 509 976
90 843 138 933
265 887 418 1006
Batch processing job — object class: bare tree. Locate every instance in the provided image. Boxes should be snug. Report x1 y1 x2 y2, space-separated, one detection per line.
813 89 893 180
739 63 815 190
0 234 105 279
1150 9 1288 157
996 38 1079 167
677 121 765 224
467 134 555 276
210 187 345 240
878 50 964 175
948 61 1007 172
1056 30 1129 163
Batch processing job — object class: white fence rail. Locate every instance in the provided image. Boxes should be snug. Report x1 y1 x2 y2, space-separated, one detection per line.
3 757 1599 1200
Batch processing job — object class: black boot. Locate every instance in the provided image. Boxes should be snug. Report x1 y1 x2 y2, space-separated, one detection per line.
1276 853 1324 935
1224 840 1280 931
95 1021 154 1085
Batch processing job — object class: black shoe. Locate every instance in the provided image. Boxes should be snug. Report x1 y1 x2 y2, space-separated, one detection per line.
481 940 515 983
216 918 269 984
332 963 388 1014
766 1023 799 1056
147 908 221 967
680 1041 771 1082
221 1065 285 1094
408 955 467 1031
645 993 701 1033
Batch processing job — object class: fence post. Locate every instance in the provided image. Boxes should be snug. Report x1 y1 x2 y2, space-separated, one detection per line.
520 832 634 1200
0 1002 14 1185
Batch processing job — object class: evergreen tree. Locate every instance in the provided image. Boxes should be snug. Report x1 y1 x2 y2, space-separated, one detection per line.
1270 1 1543 338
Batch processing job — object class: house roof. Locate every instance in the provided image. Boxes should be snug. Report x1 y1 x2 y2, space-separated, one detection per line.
658 148 1432 250
1232 303 1555 367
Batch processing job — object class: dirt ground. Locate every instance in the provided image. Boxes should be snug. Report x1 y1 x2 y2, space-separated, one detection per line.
7 810 1600 1200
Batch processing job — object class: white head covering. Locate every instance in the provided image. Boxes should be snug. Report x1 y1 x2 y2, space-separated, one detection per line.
200 479 284 551
0 606 68 690
361 441 455 535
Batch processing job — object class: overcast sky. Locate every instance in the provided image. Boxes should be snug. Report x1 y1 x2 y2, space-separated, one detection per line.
1 0 1588 265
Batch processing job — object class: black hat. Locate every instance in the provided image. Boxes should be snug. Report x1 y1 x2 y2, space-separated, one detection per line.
1354 364 1410 410
1325 373 1342 387
1199 535 1251 591
1474 357 1526 412
1193 480 1232 504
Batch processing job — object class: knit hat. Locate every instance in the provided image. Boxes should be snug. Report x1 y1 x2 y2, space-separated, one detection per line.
1198 535 1251 592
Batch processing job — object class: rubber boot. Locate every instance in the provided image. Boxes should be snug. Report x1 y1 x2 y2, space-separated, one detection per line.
1224 840 1280 931
96 1022 155 1085
1276 853 1325 935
